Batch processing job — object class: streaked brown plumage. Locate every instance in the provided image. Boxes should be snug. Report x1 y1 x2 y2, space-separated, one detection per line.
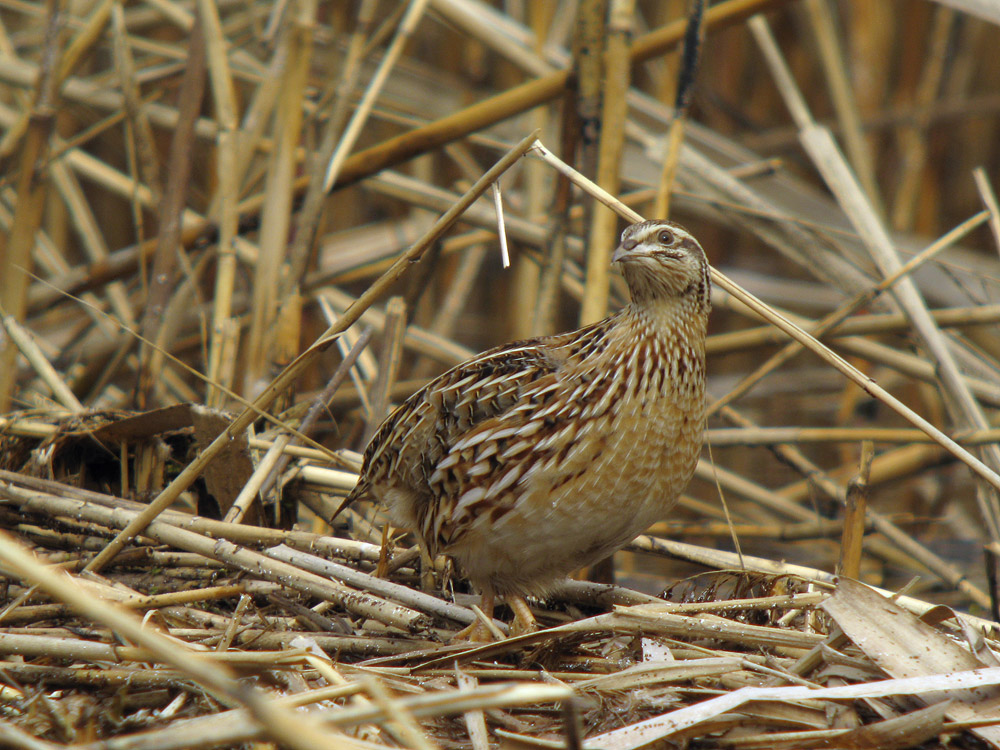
347 220 711 636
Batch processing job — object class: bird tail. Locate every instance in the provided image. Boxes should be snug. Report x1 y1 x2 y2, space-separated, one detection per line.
330 478 368 525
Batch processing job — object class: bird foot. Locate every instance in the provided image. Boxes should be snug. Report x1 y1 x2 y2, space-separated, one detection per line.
451 595 498 642
507 595 538 636
449 595 538 641
450 618 495 642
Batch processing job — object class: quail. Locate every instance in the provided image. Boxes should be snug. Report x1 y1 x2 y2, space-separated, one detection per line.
346 220 711 639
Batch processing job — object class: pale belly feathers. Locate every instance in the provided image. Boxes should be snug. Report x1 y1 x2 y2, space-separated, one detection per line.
372 307 707 597
445 328 704 594
447 351 704 596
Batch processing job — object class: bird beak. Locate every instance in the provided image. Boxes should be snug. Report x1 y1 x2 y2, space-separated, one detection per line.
612 239 639 264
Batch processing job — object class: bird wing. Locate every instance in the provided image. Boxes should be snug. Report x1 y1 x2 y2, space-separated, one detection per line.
357 319 620 551
360 337 565 486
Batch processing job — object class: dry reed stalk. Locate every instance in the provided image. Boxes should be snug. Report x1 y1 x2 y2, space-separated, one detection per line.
266 545 478 627
245 2 315 393
0 527 348 750
319 286 474 365
111 3 161 228
49 160 135 328
134 13 207 406
2 482 430 630
279 0 375 347
707 426 1000 446
0 309 83 412
322 0 430 192
838 440 873 579
673 135 878 295
0 1 63 413
365 296 406 442
712 405 990 607
316 0 789 195
706 302 1000 354
803 0 881 211
531 137 1000 495
579 0 630 325
199 0 240 408
653 0 704 219
81 132 539 574
499 4 556 340
4 3 1000 746
890 5 954 232
749 14 1000 539
975 166 1000 253
829 334 1000 406
69 681 572 750
707 209 989 416
255 327 375 506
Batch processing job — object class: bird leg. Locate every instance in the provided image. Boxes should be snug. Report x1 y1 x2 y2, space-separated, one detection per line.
417 539 436 592
451 592 496 642
506 595 538 636
375 524 392 578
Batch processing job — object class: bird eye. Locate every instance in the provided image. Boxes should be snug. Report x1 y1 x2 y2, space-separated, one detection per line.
657 229 675 245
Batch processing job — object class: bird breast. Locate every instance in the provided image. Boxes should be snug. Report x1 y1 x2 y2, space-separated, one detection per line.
438 311 706 595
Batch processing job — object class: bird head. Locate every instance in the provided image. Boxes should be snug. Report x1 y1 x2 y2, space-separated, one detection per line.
612 220 711 310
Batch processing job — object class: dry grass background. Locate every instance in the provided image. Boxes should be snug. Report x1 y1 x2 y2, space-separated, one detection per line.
2 0 1000 747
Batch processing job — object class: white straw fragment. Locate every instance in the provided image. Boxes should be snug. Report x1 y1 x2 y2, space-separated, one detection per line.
492 181 510 268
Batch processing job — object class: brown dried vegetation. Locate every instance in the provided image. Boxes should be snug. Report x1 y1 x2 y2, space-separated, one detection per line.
2 1 1000 748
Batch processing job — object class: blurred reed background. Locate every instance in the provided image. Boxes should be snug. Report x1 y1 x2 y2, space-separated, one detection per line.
1 0 1000 609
